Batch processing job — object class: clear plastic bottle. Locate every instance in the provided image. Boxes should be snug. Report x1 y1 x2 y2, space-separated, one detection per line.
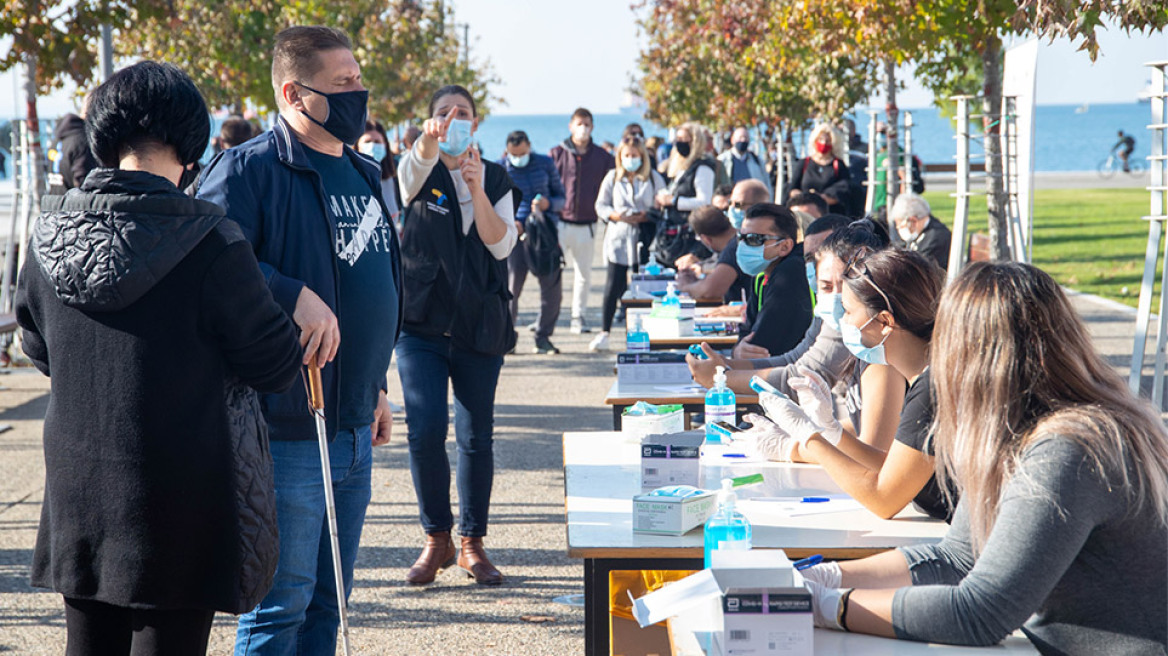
626 316 650 353
704 366 736 441
703 478 752 568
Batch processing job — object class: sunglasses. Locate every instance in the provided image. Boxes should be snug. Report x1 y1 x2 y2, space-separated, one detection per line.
623 135 644 144
843 252 893 313
739 233 787 247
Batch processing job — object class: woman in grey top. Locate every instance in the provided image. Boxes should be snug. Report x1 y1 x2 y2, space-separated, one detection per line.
800 263 1168 654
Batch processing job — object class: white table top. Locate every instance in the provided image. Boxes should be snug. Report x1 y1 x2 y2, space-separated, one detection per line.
669 627 1037 655
564 432 948 559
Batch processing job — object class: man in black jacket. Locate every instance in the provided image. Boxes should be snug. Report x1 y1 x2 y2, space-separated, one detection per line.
734 203 813 359
47 108 98 194
889 192 952 270
197 26 402 655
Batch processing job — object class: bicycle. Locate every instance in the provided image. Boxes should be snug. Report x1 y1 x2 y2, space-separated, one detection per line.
1098 152 1144 178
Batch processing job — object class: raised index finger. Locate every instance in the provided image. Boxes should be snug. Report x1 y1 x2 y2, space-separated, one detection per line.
444 106 458 128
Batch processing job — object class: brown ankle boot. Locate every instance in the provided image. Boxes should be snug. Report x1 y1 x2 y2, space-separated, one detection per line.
406 531 456 586
458 536 504 586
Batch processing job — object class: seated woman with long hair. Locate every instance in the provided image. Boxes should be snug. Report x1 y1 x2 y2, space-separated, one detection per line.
798 262 1168 653
746 248 951 521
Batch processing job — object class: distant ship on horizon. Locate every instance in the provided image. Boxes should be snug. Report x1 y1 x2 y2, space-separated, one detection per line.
619 90 647 115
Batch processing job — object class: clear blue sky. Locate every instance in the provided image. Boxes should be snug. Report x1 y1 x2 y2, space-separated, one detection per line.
2 2 1166 119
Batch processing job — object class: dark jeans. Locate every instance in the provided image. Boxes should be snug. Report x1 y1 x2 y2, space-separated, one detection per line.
64 597 214 656
395 330 504 537
508 245 562 339
602 261 631 332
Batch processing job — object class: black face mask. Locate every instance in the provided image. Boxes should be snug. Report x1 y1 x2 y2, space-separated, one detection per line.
674 141 691 158
734 141 749 155
296 82 369 145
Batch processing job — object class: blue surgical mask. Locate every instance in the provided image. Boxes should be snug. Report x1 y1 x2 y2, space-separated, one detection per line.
735 241 779 276
814 292 844 330
876 133 887 150
727 206 745 229
296 82 369 145
804 261 817 290
359 142 386 161
508 153 530 168
622 156 642 171
439 118 474 156
840 314 888 365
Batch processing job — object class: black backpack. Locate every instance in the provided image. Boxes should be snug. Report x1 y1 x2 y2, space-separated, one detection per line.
523 208 563 277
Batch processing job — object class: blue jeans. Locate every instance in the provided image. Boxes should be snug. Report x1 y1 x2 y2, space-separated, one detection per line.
234 426 372 656
395 331 503 537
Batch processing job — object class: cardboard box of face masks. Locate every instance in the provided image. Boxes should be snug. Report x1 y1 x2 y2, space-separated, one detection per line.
633 487 717 536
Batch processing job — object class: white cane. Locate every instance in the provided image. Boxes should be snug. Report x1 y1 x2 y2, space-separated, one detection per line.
307 364 352 656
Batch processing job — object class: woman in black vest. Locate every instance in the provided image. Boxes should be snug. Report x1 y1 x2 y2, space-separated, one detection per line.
653 121 717 267
396 85 518 586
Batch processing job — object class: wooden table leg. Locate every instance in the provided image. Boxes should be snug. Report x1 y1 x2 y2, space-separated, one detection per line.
612 405 624 430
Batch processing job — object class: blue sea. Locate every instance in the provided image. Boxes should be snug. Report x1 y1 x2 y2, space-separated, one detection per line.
0 102 1155 176
469 103 1154 173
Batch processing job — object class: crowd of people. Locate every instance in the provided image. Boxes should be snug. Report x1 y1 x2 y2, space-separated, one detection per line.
10 21 1167 656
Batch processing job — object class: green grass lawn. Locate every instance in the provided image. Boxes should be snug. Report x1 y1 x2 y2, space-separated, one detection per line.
923 187 1157 308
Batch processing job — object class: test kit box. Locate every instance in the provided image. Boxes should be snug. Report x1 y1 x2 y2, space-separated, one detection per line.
622 404 685 438
630 273 674 295
716 588 813 656
632 488 717 536
640 430 704 488
643 315 696 338
617 352 693 385
632 549 812 656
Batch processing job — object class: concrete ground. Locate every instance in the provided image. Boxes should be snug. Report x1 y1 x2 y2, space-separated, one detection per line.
0 186 1159 654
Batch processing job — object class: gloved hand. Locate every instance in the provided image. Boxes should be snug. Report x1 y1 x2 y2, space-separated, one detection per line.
798 560 842 588
789 366 843 445
803 579 851 631
736 413 797 461
758 391 821 445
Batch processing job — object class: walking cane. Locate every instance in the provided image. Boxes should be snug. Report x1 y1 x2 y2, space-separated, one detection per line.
307 363 352 656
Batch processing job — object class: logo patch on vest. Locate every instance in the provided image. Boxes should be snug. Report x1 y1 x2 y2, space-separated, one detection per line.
430 189 447 206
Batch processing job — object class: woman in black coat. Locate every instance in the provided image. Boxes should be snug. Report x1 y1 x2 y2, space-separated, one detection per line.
14 62 303 655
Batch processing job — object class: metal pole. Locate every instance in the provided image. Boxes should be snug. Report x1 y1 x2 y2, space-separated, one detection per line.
307 364 352 655
902 111 913 194
864 110 878 215
100 23 113 81
1 123 22 313
774 123 786 203
946 96 973 284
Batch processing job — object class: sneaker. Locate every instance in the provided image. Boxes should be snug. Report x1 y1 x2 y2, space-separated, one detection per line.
526 321 539 333
533 337 561 354
570 317 592 334
588 332 610 353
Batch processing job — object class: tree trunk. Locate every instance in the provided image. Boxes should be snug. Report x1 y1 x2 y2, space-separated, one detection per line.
981 35 1009 261
883 59 899 231
23 54 45 207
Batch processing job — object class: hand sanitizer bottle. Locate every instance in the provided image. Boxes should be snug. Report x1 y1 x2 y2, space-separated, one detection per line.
704 478 752 568
704 366 736 441
626 315 650 353
662 281 681 308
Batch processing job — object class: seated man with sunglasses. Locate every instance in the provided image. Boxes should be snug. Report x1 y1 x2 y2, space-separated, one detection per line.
677 179 770 302
733 203 813 359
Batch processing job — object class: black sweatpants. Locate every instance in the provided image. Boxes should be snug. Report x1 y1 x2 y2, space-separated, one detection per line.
602 261 631 332
64 597 214 656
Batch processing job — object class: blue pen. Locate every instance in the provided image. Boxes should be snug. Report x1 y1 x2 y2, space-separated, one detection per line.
801 497 830 503
721 453 748 458
793 555 823 571
688 343 709 359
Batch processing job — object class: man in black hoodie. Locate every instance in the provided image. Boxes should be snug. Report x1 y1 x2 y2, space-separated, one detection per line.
47 106 98 194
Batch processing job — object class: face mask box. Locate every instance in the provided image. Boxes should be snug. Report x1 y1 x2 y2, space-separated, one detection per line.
632 550 811 656
633 488 717 535
640 430 704 489
622 404 685 438
617 352 693 385
643 314 696 338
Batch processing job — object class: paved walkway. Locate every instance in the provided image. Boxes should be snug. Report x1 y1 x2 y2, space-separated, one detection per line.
0 220 1156 654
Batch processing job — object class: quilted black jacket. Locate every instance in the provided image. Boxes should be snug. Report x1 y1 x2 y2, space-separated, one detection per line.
15 168 302 613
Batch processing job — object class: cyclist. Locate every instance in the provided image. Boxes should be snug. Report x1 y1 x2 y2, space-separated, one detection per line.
1113 130 1136 173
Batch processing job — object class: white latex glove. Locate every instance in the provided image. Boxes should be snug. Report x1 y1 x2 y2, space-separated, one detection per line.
799 561 842 588
758 391 821 445
737 413 797 461
803 580 851 631
788 366 843 445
